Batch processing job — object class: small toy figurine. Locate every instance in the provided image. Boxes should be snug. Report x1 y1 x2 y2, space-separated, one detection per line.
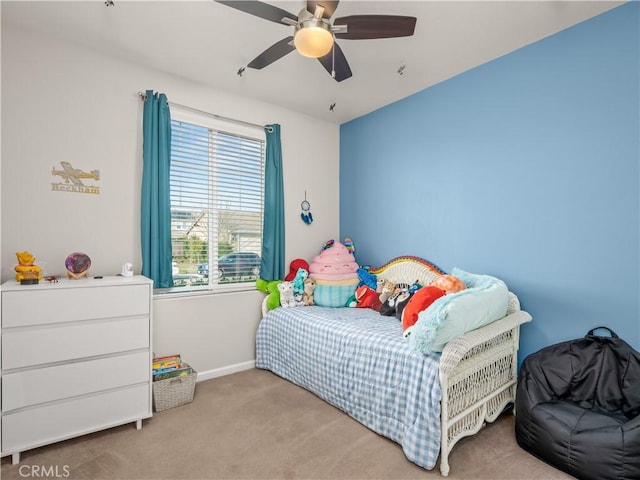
15 251 43 284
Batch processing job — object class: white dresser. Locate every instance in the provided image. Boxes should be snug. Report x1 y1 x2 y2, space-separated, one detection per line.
0 275 153 464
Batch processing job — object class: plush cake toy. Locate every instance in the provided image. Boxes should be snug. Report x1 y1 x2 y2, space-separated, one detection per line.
309 240 359 307
309 241 359 280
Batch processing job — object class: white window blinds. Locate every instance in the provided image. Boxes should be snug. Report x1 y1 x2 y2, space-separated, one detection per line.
169 116 264 289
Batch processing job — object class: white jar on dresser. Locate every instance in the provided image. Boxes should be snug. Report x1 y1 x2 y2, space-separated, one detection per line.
0 275 153 464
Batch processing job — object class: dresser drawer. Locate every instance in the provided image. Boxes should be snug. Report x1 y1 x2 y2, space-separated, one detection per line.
1 284 150 328
2 316 149 370
2 351 150 412
1 384 151 453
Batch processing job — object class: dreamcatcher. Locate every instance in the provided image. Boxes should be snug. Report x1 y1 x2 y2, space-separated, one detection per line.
300 191 313 225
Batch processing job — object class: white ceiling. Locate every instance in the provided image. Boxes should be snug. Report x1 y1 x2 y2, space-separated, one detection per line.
2 0 624 124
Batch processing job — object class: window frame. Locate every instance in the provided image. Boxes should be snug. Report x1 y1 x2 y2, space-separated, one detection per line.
154 108 265 297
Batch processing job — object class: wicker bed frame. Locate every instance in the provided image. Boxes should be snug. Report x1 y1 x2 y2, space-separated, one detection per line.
262 256 532 476
371 257 532 476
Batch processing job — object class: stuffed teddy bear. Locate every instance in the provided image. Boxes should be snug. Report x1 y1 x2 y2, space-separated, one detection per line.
303 277 316 306
377 279 396 304
278 281 297 308
14 251 43 283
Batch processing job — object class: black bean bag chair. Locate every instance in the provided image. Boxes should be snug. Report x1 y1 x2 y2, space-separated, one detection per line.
515 327 640 480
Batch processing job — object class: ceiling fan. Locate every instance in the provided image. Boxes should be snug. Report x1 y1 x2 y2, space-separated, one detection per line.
216 1 417 82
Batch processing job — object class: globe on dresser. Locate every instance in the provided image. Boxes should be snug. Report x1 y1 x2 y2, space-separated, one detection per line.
65 252 91 279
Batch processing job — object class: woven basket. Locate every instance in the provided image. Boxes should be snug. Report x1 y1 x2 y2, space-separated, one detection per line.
153 365 197 412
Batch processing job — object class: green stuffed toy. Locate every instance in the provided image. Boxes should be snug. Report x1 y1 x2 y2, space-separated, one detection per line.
256 278 283 310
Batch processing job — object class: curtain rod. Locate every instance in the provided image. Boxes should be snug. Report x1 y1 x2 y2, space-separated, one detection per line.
137 91 273 133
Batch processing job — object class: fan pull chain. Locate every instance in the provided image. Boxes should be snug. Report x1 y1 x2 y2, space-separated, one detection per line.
331 41 336 78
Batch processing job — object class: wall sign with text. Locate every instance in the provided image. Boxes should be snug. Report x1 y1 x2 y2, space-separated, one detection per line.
51 162 101 194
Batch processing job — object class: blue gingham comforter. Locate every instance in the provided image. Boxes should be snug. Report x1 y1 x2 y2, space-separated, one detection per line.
256 306 442 470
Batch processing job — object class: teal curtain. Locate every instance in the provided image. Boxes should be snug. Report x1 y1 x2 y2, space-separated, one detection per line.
259 124 285 281
141 90 173 288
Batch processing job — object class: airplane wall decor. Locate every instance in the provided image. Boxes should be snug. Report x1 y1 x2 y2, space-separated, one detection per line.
51 161 101 194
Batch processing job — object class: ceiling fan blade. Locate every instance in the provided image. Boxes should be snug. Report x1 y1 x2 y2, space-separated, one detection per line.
317 42 352 82
334 15 417 40
216 1 298 25
306 1 339 19
247 37 295 70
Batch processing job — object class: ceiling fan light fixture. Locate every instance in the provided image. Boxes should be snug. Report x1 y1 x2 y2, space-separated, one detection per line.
294 20 334 58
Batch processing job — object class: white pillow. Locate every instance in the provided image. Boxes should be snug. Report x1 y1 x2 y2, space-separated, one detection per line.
407 268 509 354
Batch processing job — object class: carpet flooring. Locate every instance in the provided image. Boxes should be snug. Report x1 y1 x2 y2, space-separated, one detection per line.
1 368 573 480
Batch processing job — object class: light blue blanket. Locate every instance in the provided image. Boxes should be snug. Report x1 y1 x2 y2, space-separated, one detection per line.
256 306 442 470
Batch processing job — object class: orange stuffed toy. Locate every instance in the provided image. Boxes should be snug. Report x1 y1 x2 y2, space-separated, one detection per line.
431 274 466 294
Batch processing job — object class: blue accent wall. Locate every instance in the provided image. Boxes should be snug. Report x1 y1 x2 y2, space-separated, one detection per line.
340 3 639 361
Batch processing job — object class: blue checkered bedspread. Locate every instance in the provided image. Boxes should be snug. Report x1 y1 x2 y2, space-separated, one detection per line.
256 306 442 470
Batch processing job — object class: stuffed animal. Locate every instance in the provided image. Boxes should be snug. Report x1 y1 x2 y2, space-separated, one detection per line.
292 268 308 296
431 274 466 294
303 277 316 306
14 251 43 283
357 267 377 290
278 281 296 308
394 290 414 320
256 278 283 310
380 289 401 316
377 279 396 304
285 258 310 282
401 286 446 335
345 294 357 308
355 285 383 311
401 275 466 338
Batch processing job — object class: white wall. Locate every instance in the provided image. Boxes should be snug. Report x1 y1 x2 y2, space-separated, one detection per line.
1 24 340 377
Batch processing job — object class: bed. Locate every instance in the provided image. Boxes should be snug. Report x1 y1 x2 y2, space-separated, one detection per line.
256 256 532 476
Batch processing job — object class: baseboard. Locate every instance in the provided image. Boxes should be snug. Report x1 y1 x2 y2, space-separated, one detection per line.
196 360 256 382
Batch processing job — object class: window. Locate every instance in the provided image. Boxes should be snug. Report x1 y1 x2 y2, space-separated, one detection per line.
169 109 264 291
